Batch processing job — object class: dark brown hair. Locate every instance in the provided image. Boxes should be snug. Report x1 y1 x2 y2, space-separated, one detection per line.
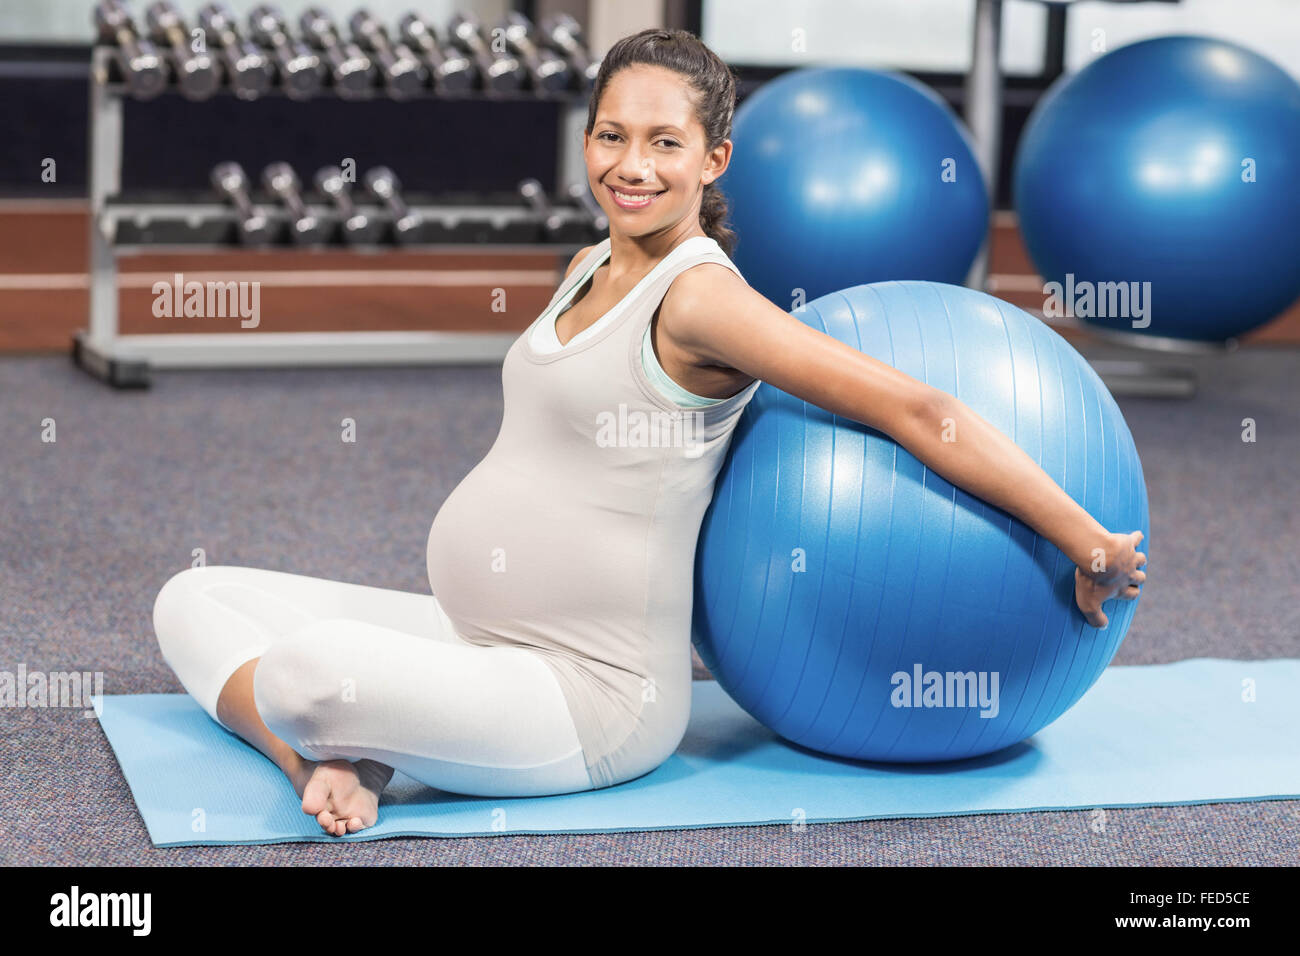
585 28 737 255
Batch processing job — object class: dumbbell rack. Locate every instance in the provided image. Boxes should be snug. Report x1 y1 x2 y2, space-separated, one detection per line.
76 45 599 388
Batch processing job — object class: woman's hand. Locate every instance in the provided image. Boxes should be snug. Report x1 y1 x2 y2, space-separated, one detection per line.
1074 530 1147 628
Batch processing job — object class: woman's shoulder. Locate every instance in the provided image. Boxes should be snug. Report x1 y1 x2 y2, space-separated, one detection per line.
657 245 760 383
659 244 754 340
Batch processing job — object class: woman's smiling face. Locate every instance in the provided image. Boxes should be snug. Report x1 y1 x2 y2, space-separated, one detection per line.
585 64 729 238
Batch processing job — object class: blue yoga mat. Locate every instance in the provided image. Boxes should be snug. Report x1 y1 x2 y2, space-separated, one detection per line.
95 658 1300 846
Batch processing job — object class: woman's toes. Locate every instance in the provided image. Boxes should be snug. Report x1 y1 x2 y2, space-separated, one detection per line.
296 761 381 835
302 778 330 816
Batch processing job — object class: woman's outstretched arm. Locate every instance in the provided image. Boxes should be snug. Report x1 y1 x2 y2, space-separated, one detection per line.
661 265 1147 628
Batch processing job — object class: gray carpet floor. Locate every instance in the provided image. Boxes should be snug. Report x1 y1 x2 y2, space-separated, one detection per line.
1 343 1296 865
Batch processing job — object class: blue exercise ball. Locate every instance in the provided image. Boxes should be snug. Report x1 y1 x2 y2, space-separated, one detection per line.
723 67 989 308
1014 35 1300 342
693 281 1150 763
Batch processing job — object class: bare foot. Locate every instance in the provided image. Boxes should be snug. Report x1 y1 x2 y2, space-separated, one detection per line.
293 758 393 836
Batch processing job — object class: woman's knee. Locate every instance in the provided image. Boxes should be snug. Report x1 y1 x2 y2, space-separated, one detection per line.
251 622 350 745
152 566 218 661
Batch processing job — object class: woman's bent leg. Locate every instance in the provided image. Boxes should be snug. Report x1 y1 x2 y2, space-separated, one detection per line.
152 564 456 731
253 619 593 798
152 565 592 799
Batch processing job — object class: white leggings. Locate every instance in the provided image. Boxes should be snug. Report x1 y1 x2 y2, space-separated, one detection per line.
151 565 593 797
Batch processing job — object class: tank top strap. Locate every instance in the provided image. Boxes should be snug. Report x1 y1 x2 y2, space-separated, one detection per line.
549 238 613 309
624 238 761 418
626 237 742 343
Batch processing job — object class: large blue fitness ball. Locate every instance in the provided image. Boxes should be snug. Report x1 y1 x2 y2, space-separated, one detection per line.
694 281 1150 763
724 67 988 307
1014 35 1300 342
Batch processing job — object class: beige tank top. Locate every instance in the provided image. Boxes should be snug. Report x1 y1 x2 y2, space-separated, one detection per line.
425 235 761 788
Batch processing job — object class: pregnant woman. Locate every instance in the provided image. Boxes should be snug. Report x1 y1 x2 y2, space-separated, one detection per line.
153 29 1147 836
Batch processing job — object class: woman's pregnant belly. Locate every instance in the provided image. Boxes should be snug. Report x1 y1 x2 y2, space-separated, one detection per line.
426 456 649 653
426 453 697 786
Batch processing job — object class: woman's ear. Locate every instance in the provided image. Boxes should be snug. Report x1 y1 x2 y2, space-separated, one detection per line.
703 139 732 186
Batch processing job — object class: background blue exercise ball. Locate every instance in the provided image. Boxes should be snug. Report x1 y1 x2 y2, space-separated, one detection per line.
693 281 1150 763
723 67 989 308
1014 35 1300 342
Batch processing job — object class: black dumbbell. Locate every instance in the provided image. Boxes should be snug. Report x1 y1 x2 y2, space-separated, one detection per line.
198 2 274 101
211 162 275 244
446 12 526 94
144 1 221 100
498 13 572 96
397 12 475 95
363 167 422 243
537 13 600 91
349 10 425 99
517 178 565 236
299 7 376 99
567 182 609 234
314 167 385 244
94 1 168 99
247 4 323 100
262 163 331 245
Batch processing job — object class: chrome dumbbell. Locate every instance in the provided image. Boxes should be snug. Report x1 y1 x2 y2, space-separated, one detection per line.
538 13 600 91
262 162 332 245
93 1 168 99
298 6 376 99
518 178 565 236
198 2 274 101
363 167 422 243
144 1 221 100
211 162 275 244
247 4 323 100
498 12 572 95
446 11 526 94
314 166 385 244
349 10 425 99
397 12 475 95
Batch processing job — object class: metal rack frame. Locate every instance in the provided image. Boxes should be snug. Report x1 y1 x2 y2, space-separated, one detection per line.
77 46 594 388
1039 314 1236 399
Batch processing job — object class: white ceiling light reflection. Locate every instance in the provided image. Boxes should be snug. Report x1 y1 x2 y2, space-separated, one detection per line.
850 160 895 203
1136 139 1230 192
1203 46 1247 81
805 160 896 209
791 89 832 117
